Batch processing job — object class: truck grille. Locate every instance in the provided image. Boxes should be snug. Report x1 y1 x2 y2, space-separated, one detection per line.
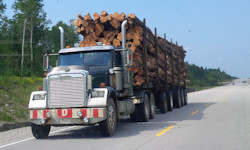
48 74 85 108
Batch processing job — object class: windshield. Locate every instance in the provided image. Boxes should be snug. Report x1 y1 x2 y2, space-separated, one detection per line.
59 51 111 66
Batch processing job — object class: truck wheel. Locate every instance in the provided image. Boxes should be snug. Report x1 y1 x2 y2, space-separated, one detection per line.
149 93 155 119
174 89 181 108
130 106 139 122
181 89 185 107
99 98 117 136
31 123 51 139
137 92 150 122
167 91 174 111
184 89 188 105
159 92 168 113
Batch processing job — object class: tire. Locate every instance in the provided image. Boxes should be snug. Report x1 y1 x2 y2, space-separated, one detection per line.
149 93 155 119
137 92 150 122
31 123 51 139
130 106 139 122
174 89 181 108
167 91 174 111
99 98 117 136
181 89 185 107
184 89 188 105
159 92 168 113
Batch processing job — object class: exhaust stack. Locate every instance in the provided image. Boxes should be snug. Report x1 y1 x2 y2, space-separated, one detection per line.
58 26 64 49
121 20 127 49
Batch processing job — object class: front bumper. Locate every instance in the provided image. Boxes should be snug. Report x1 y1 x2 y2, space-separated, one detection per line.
29 108 106 125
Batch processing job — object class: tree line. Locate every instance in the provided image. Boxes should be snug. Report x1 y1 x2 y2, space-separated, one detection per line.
186 63 236 89
0 0 79 76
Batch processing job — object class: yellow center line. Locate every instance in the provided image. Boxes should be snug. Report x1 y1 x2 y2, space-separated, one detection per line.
190 110 199 116
156 125 175 136
205 103 210 106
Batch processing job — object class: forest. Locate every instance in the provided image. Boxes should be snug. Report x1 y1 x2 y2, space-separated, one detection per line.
0 0 79 76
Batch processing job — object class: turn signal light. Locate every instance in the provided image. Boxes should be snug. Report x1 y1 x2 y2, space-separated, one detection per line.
100 83 105 88
44 72 47 77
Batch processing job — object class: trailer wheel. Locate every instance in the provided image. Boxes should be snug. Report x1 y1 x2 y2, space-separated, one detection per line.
174 89 181 108
31 123 51 139
99 98 117 136
149 93 155 119
167 91 174 111
159 92 168 113
137 92 150 122
184 89 188 105
181 89 185 107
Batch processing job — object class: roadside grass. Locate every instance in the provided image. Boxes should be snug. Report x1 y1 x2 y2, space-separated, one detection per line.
0 76 43 122
187 79 233 92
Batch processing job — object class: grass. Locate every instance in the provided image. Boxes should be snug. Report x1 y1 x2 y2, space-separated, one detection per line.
0 75 43 123
187 79 233 92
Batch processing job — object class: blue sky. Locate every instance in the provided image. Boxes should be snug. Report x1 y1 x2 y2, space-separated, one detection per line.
4 0 250 78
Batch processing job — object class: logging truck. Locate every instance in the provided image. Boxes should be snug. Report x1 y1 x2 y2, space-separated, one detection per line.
28 16 187 138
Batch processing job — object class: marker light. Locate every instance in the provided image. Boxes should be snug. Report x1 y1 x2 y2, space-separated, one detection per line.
38 86 43 91
100 83 105 88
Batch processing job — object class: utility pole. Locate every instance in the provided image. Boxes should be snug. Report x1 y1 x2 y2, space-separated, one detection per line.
21 19 27 76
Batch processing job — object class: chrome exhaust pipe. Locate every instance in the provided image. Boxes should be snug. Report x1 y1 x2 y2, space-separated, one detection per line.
59 26 64 49
121 20 127 49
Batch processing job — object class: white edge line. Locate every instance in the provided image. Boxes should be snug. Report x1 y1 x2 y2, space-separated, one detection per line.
0 126 76 149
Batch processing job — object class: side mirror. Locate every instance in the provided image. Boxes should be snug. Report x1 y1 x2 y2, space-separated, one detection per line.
43 53 49 71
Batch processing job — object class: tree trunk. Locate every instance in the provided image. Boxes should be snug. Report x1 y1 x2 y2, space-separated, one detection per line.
21 19 26 76
30 18 33 70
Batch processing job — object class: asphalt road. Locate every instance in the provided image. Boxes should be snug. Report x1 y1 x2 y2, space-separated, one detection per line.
1 79 250 150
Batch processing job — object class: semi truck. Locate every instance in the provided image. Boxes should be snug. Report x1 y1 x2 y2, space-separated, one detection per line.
28 20 187 138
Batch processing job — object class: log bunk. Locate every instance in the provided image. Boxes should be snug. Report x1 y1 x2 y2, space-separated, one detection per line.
73 11 187 89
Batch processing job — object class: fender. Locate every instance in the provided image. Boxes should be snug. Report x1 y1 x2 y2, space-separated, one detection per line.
105 86 116 100
133 90 147 104
87 87 116 107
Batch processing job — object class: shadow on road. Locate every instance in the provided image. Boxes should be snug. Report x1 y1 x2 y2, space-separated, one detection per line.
44 102 215 139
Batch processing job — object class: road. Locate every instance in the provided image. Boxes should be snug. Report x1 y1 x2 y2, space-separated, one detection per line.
1 79 250 150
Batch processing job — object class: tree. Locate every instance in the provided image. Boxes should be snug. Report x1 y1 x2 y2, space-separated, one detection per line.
47 21 80 53
12 0 50 71
0 0 6 26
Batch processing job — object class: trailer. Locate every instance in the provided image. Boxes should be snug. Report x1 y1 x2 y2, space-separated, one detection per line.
28 18 187 138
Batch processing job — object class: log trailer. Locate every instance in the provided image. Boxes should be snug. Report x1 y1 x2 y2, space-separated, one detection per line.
28 20 187 138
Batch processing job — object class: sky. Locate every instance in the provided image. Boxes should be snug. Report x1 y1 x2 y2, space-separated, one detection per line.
4 0 250 78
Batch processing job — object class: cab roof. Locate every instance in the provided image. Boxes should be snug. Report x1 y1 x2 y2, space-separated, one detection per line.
58 45 115 54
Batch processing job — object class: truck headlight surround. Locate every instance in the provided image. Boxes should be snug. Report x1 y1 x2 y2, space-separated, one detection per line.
33 93 46 100
91 90 105 98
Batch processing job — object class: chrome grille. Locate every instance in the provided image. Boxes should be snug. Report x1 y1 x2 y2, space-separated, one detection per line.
48 74 85 107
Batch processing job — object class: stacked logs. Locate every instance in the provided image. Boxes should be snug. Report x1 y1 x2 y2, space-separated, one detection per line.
74 11 187 87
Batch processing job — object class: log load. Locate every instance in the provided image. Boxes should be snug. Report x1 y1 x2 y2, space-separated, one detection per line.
74 11 187 87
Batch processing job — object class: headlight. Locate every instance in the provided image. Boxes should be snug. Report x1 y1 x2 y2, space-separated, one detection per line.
91 91 105 98
33 94 46 100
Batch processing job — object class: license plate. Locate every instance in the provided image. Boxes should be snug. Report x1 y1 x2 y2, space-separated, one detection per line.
60 118 71 124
